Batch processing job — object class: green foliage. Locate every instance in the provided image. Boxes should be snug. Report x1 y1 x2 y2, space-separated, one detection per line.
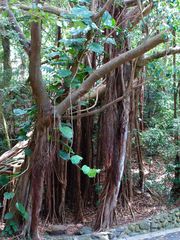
101 11 116 29
70 155 83 164
88 42 104 54
59 123 101 178
58 150 70 160
0 175 9 186
4 192 15 200
15 202 29 220
13 108 28 116
0 190 29 237
4 212 14 220
59 124 73 140
81 165 101 178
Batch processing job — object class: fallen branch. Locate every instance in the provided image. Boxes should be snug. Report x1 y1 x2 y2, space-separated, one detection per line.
0 132 32 163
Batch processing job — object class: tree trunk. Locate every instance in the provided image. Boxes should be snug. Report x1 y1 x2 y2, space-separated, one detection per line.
94 64 131 230
1 34 12 87
171 30 180 202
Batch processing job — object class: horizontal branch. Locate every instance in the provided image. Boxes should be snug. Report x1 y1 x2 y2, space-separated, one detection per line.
63 82 144 119
0 0 30 55
20 0 113 21
138 46 180 66
18 3 68 16
56 32 168 115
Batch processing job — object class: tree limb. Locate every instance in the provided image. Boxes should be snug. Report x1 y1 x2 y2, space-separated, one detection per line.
29 10 51 112
20 0 113 21
138 46 180 66
0 0 30 55
55 32 168 115
19 3 68 16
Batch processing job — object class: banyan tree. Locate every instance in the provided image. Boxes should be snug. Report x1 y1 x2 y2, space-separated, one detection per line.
0 0 179 239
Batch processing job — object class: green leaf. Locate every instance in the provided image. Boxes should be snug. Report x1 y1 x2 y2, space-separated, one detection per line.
13 108 27 116
47 51 60 58
10 221 18 232
4 212 14 220
81 165 90 174
70 155 83 164
102 11 116 28
15 202 29 220
15 202 26 214
23 212 29 220
87 169 101 178
58 69 72 78
71 6 93 18
58 150 70 160
24 148 32 156
4 192 15 200
59 124 73 139
60 38 86 46
105 38 116 45
0 175 9 186
87 169 97 178
88 43 104 54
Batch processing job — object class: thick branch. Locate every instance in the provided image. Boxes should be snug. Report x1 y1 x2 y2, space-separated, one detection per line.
19 3 68 16
0 0 30 55
56 32 168 115
138 46 180 66
29 17 51 112
20 0 113 21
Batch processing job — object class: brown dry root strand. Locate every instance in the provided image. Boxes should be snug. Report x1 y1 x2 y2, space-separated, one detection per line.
94 180 118 230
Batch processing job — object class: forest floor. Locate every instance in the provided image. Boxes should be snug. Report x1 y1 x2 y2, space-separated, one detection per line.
41 158 178 237
0 157 178 238
62 158 176 228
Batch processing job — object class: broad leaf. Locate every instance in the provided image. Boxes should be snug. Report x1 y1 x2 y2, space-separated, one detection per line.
58 69 72 78
88 43 104 54
15 202 26 214
105 37 116 45
4 212 14 220
13 108 27 116
0 175 9 186
87 169 101 178
70 155 83 164
81 165 90 174
102 11 116 28
58 150 70 160
24 148 32 156
60 38 86 46
59 124 73 139
71 6 93 18
4 192 15 200
15 202 29 220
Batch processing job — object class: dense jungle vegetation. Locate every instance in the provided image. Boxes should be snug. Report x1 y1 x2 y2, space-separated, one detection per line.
0 0 179 239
